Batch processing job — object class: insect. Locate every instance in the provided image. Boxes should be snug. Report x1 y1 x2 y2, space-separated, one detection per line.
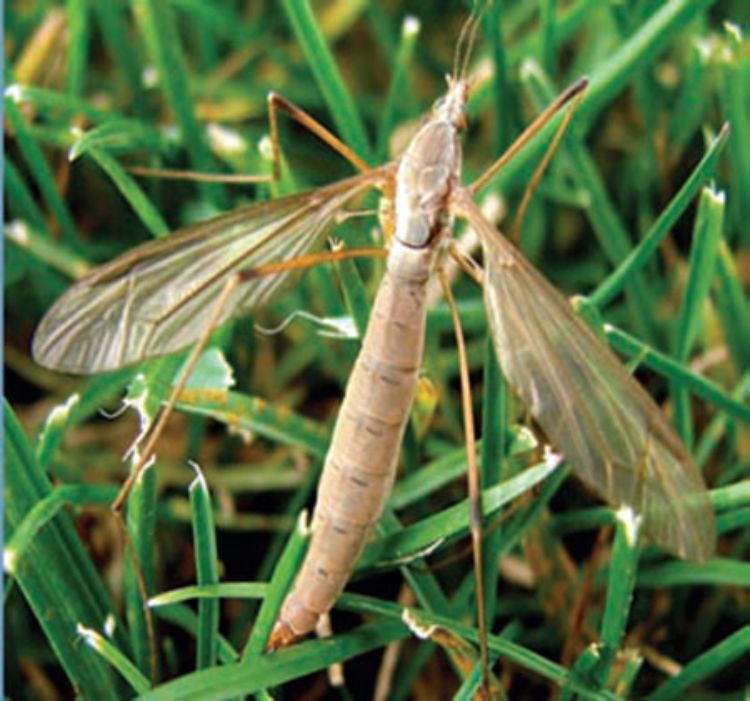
32 1 715 689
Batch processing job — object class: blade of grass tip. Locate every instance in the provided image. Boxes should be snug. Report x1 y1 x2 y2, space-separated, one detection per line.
130 0 224 207
375 14 420 160
590 123 730 310
84 147 169 237
671 186 724 447
4 401 129 699
558 646 603 701
605 326 750 424
35 393 81 469
188 464 220 670
280 0 372 163
242 511 310 659
66 0 90 97
617 652 644 699
521 61 654 341
76 624 151 695
644 627 750 701
4 87 80 246
718 23 750 248
596 507 642 681
715 240 750 370
68 119 166 162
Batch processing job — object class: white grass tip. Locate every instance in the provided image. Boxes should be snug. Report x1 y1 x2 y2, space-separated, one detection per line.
723 21 742 43
206 123 247 155
76 623 104 650
4 83 24 102
705 186 726 205
543 445 563 467
188 459 208 492
519 57 543 81
4 547 17 575
402 16 420 37
401 609 437 640
5 220 30 246
141 66 158 88
103 613 117 638
615 504 642 546
258 134 274 161
297 509 313 537
516 425 538 449
45 393 80 431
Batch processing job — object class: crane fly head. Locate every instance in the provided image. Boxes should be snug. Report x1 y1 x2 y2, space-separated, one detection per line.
432 75 469 131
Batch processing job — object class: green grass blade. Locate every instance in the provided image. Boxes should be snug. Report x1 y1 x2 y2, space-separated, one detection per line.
591 124 729 309
189 465 220 669
280 0 372 163
644 627 750 701
76 624 151 695
671 186 724 445
242 512 309 659
4 401 128 698
130 0 222 205
65 0 90 97
375 14 420 159
605 326 750 423
4 88 80 245
85 146 169 237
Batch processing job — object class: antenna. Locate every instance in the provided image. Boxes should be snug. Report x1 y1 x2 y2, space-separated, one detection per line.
452 0 487 80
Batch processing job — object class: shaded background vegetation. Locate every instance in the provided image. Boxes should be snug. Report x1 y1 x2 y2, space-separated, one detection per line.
4 0 750 699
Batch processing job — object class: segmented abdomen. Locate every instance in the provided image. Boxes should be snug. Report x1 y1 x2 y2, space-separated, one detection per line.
268 245 432 647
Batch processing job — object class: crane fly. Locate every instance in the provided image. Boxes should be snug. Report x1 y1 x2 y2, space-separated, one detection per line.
32 3 715 688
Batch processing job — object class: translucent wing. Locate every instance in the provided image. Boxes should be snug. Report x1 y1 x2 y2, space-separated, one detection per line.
33 170 383 373
455 190 715 562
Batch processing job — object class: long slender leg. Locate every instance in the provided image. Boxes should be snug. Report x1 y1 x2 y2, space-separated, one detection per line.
470 76 588 196
113 245 385 513
239 245 386 281
112 274 241 514
267 92 370 179
438 269 490 696
129 92 371 185
510 87 586 243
